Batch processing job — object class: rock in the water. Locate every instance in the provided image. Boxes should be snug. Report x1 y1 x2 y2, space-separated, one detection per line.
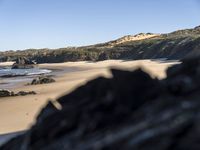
12 57 37 69
31 76 55 85
3 57 200 149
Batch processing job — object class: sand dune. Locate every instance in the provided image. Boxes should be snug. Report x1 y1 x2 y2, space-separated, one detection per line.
0 60 179 134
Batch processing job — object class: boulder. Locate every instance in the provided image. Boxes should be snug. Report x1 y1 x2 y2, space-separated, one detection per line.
194 25 200 30
16 91 37 96
12 57 37 69
31 76 55 85
0 89 36 97
0 89 14 97
4 56 200 149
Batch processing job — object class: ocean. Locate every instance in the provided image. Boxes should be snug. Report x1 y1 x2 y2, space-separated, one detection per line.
0 68 52 77
0 67 52 89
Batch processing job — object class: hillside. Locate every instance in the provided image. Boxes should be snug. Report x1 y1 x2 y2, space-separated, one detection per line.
0 26 200 63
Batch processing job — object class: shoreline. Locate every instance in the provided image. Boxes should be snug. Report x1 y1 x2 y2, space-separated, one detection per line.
0 60 179 135
0 66 82 90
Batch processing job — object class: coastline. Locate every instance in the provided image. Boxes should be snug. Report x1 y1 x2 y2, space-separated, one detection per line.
0 60 179 135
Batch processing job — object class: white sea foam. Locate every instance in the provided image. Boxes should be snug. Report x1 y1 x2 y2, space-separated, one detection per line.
0 68 52 77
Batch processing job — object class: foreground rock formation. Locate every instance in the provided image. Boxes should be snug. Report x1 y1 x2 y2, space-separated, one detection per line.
12 57 37 69
2 56 200 149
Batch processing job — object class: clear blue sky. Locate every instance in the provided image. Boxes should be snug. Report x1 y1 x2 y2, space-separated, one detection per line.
0 0 200 51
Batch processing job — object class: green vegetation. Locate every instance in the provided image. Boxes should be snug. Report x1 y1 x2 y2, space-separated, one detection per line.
0 26 200 63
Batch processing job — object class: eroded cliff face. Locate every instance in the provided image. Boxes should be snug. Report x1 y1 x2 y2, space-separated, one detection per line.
2 56 200 150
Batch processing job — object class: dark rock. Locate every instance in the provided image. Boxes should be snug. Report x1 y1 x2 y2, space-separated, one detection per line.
3 56 200 149
194 25 200 30
16 91 37 96
0 89 14 97
166 57 200 95
12 57 37 69
31 76 55 85
0 89 36 97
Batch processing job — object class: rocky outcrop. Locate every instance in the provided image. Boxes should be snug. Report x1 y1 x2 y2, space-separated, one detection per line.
3 56 200 149
0 89 14 97
194 25 200 30
0 89 36 97
12 57 37 69
30 76 55 85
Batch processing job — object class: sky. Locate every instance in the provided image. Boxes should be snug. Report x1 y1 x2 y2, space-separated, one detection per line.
0 0 200 51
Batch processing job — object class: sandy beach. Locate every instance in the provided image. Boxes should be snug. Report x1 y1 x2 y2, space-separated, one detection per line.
0 60 179 135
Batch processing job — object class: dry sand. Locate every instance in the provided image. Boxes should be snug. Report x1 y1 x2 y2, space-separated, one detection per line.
0 62 14 67
0 60 179 134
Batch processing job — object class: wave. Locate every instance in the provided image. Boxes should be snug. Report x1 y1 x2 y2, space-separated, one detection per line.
0 68 52 77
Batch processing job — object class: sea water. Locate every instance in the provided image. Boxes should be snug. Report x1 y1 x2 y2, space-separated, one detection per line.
0 68 52 77
0 68 52 89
